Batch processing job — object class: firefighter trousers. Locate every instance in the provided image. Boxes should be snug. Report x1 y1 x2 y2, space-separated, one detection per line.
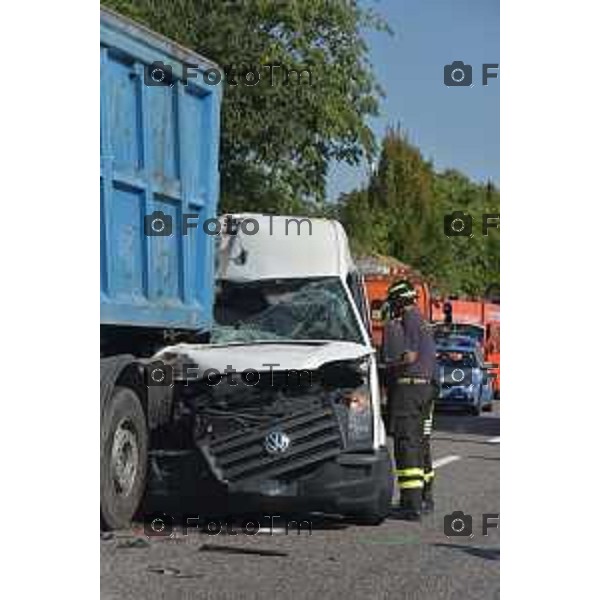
423 388 436 501
389 382 435 510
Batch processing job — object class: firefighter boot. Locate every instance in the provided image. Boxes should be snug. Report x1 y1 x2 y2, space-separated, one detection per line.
422 482 435 513
392 488 422 521
422 470 435 513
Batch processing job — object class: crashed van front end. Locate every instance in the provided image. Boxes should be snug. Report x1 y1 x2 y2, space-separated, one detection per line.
156 341 393 521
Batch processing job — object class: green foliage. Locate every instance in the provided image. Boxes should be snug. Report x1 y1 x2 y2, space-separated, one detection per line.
102 0 389 212
336 128 500 296
101 3 497 295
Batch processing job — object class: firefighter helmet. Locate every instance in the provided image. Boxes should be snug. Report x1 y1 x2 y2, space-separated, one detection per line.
387 279 417 304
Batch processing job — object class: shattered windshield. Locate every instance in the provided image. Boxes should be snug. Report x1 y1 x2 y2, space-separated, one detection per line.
213 277 364 344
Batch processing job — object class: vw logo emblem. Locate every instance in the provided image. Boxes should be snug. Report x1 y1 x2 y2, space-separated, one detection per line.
264 431 291 455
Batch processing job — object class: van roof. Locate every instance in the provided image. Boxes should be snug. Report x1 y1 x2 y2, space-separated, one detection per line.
217 214 356 281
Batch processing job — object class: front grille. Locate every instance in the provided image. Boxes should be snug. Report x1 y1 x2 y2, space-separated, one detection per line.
199 406 344 484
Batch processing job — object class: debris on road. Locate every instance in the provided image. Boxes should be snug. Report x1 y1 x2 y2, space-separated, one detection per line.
116 538 150 550
198 543 289 558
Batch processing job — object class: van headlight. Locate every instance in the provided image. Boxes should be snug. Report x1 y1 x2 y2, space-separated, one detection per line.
344 385 373 448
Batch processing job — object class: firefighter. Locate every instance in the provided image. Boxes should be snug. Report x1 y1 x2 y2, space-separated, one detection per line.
443 300 453 324
382 279 437 520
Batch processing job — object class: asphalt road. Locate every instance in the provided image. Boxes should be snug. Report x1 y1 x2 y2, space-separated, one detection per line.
101 403 500 600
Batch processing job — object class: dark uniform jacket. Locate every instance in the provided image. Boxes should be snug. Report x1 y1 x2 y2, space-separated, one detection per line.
382 307 436 381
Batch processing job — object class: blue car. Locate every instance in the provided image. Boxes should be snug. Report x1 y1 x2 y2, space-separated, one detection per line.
435 344 494 415
434 323 486 347
435 335 480 352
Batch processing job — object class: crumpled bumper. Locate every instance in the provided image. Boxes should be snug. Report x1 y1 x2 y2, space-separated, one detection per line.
226 447 394 517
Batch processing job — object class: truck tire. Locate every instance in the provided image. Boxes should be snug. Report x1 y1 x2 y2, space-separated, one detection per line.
101 385 148 529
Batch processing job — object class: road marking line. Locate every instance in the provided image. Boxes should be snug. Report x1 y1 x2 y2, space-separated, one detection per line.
258 528 287 535
487 437 500 444
433 455 461 469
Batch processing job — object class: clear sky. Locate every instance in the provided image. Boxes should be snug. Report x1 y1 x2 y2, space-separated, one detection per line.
327 0 500 200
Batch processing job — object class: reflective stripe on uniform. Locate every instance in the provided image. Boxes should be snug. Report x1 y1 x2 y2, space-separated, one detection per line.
395 467 424 478
398 480 424 489
397 377 429 384
423 470 435 483
395 467 425 489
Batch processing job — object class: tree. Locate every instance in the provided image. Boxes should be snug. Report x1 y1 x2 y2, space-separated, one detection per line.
102 0 390 212
337 128 500 296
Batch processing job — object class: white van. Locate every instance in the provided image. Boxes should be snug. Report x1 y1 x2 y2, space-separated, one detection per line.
157 214 393 523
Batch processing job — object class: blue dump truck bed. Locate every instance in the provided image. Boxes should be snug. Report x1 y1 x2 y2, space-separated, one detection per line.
100 8 221 331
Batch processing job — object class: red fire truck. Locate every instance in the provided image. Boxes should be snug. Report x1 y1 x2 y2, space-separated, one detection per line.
358 256 500 397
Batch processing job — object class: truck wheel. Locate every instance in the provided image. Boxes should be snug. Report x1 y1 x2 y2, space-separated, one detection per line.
101 385 148 530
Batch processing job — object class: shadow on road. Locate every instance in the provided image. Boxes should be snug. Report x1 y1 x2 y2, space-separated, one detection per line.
136 453 352 534
433 412 500 438
198 543 289 557
434 542 500 561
